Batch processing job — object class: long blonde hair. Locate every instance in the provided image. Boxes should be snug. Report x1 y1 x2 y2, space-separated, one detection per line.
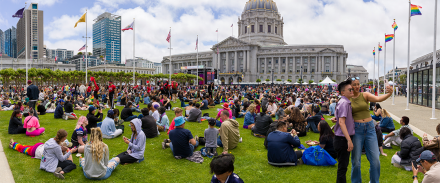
382 109 391 118
247 104 256 113
88 128 107 162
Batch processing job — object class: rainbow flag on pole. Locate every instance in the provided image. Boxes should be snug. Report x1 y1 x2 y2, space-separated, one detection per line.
373 50 375 55
378 45 382 51
411 4 422 16
392 22 398 31
385 34 394 42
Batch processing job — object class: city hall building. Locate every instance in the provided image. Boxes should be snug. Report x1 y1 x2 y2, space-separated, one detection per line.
162 0 348 84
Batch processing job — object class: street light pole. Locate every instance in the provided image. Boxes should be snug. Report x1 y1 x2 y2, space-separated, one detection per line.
271 68 274 86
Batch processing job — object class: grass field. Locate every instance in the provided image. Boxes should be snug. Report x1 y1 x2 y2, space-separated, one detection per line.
0 101 424 183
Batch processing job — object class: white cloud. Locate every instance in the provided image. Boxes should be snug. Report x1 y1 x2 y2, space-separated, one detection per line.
43 0 440 79
31 0 61 6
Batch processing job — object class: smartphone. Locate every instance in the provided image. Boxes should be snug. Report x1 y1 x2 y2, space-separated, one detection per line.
384 79 389 89
412 161 418 170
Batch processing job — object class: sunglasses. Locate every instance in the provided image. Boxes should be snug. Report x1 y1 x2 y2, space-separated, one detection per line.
345 88 353 92
351 77 360 81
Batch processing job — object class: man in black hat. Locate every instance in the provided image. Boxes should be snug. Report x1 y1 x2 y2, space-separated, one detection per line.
26 80 39 118
412 150 440 182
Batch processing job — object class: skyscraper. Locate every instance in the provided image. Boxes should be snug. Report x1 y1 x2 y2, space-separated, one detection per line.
46 48 74 63
16 3 44 59
93 12 121 64
0 29 4 55
5 27 17 58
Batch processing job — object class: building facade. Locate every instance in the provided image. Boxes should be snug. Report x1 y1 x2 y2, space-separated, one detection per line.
409 49 440 109
125 58 163 74
0 57 75 71
68 55 103 71
93 12 121 64
4 27 17 58
162 0 348 84
16 3 44 59
87 64 155 75
0 30 4 55
346 64 368 84
46 48 74 63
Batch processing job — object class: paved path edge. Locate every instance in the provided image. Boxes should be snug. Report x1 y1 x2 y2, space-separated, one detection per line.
388 111 434 139
0 139 15 183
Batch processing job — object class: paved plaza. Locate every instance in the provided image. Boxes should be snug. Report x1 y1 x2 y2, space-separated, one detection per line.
380 95 440 138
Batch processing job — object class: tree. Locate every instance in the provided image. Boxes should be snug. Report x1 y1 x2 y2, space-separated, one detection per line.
276 79 282 81
265 79 270 82
256 79 261 83
319 80 323 82
399 74 407 84
332 79 336 82
88 52 92 56
368 81 374 85
287 79 292 82
78 52 83 55
297 78 303 83
308 80 313 84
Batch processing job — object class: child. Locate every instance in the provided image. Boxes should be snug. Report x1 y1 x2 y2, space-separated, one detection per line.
204 119 219 156
209 154 244 183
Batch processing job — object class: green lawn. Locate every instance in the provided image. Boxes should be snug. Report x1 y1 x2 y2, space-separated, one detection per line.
0 102 423 183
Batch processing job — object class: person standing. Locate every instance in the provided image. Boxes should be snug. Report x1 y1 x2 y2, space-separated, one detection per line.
27 80 39 118
108 81 116 109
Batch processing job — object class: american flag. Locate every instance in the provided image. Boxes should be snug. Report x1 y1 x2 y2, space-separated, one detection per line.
231 24 233 27
195 37 198 50
166 30 171 43
0 52 2 57
55 56 57 61
78 44 86 51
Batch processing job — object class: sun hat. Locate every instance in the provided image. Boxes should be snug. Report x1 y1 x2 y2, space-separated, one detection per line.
223 103 229 109
174 116 185 127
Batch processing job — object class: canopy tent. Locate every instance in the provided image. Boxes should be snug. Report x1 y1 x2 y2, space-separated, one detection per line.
293 82 300 85
319 77 337 85
302 82 309 85
311 82 317 85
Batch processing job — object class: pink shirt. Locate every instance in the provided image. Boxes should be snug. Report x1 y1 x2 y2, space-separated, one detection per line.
217 108 232 123
23 116 40 128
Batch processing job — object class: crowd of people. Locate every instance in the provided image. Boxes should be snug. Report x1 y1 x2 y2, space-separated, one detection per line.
3 77 440 183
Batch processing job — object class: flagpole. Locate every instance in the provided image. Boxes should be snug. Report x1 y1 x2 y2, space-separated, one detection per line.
379 40 381 95
406 1 411 110
25 2 28 86
169 27 172 83
196 35 199 85
85 9 88 84
384 35 386 96
431 0 437 119
373 47 375 92
392 19 396 105
232 25 233 37
133 18 135 85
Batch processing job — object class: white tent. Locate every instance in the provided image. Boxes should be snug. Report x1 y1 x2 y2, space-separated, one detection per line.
293 82 300 85
302 82 309 85
311 82 317 85
319 76 337 85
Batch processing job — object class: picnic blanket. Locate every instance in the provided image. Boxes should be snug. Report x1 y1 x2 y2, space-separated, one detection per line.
175 151 204 163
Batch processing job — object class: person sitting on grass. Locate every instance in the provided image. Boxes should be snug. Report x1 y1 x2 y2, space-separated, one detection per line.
209 154 244 183
37 100 46 115
23 109 45 136
205 119 219 156
168 116 199 158
313 120 337 159
306 107 322 133
156 106 170 132
63 96 78 120
121 102 138 122
412 150 440 183
167 108 183 135
116 118 146 164
266 121 302 166
101 110 123 139
54 99 65 119
215 103 233 127
243 104 257 129
379 109 395 133
266 100 277 117
140 107 158 138
80 128 120 180
371 103 382 121
46 101 56 113
252 106 273 138
200 96 209 110
287 107 307 137
184 101 194 117
9 133 71 160
86 106 103 133
187 103 202 123
8 109 26 134
71 116 88 153
40 129 77 180
218 110 241 154
391 127 424 171
383 116 413 149
423 124 440 160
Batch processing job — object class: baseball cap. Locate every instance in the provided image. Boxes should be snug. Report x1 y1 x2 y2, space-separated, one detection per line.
59 99 65 103
416 150 437 163
107 110 114 116
174 116 185 127
27 80 32 84
88 106 96 113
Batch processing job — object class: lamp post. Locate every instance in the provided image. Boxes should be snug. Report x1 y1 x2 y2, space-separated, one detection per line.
300 65 303 85
271 68 274 86
348 68 351 77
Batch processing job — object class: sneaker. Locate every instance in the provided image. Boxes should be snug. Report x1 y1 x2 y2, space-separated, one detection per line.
137 157 144 163
239 137 243 143
195 136 199 142
63 114 68 120
9 139 14 149
162 142 167 149
383 145 392 149
54 167 62 174
54 172 65 180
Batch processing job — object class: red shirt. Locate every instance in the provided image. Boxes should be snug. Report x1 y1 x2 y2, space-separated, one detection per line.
167 117 176 135
87 86 91 92
109 84 116 93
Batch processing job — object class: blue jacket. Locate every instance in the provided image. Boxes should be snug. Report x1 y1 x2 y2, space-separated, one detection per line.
243 111 255 126
26 84 39 100
267 131 301 164
143 96 150 104
54 103 64 118
379 117 395 130
329 103 336 116
101 117 117 136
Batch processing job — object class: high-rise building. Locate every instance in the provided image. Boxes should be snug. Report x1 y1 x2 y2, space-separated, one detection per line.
16 3 44 59
93 12 121 64
0 29 4 55
46 48 74 63
5 27 17 58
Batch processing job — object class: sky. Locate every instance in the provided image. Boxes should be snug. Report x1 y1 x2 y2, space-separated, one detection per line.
0 0 438 79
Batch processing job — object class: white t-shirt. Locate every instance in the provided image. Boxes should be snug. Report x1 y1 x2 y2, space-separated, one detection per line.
152 110 160 122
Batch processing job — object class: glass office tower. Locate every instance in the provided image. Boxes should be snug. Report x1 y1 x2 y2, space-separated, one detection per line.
93 12 121 64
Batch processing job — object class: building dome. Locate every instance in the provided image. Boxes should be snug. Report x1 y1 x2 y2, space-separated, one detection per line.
243 0 278 13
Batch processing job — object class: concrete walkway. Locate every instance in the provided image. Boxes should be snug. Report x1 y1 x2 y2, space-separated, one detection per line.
0 139 15 183
380 96 440 138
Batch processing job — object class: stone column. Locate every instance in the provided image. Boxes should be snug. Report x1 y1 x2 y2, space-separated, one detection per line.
265 57 268 74
279 57 281 73
247 49 250 72
234 51 238 73
292 57 295 74
226 52 229 73
308 56 311 74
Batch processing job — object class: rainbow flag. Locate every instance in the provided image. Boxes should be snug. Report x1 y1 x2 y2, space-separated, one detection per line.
373 50 375 55
378 45 382 51
385 34 394 42
411 4 422 16
392 22 398 31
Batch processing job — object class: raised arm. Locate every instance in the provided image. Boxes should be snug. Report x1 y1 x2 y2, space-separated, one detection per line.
364 86 392 103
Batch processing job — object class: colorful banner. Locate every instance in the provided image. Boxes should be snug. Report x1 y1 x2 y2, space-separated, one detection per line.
180 65 204 70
